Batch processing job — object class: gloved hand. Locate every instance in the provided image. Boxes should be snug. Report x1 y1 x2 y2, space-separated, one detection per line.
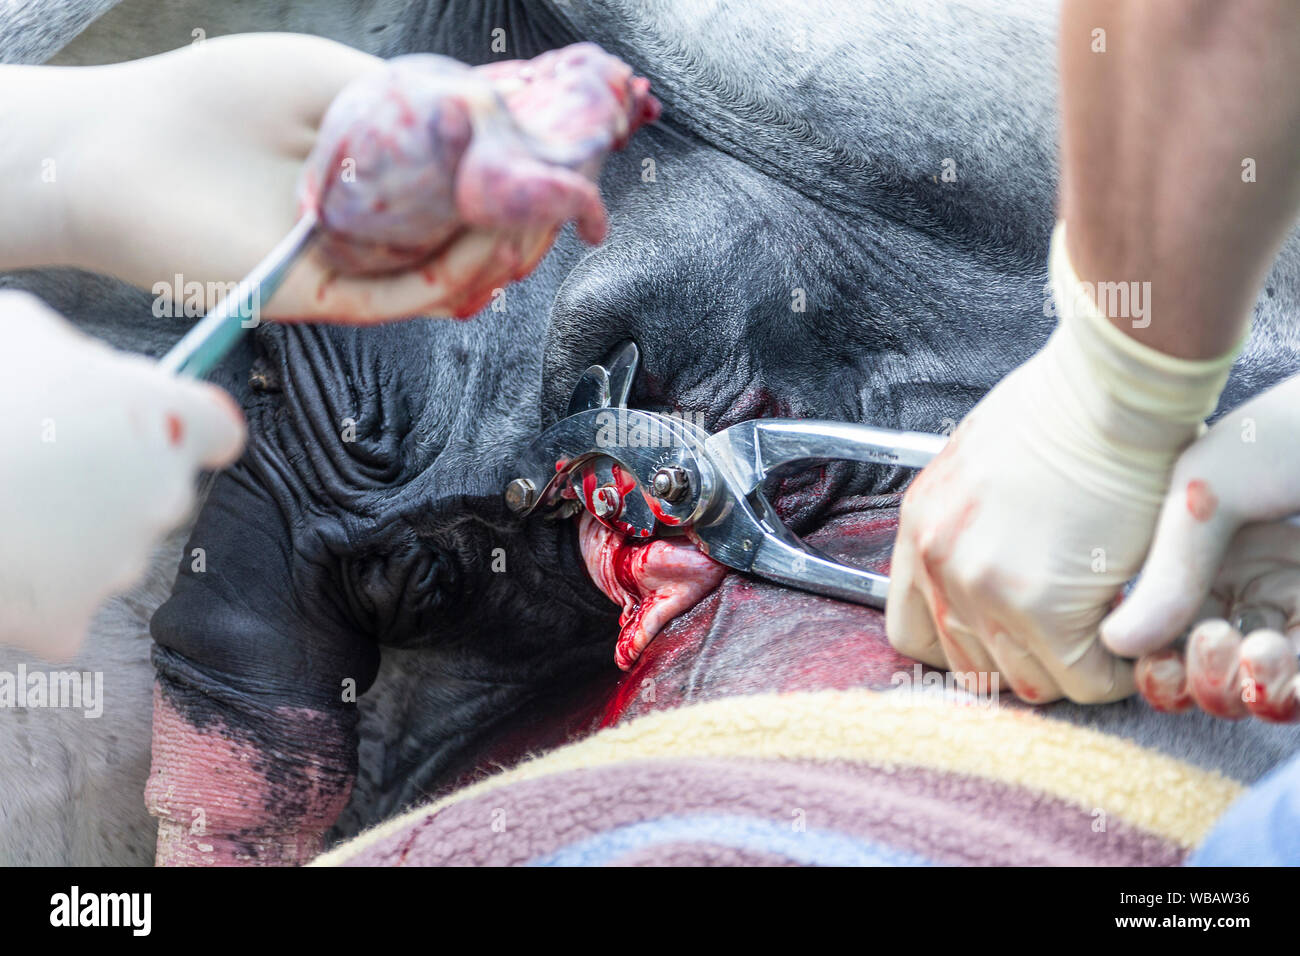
885 222 1242 704
1102 374 1300 722
0 291 245 659
20 34 656 324
300 43 660 303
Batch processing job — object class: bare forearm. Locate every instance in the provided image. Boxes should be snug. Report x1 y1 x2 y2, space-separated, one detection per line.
0 65 86 271
1060 0 1300 359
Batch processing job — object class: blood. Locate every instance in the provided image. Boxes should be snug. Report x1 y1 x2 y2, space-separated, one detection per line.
589 527 649 655
1186 624 1249 719
1192 627 1232 691
1135 650 1192 713
450 286 495 320
609 536 647 597
579 462 641 536
646 493 685 527
577 513 725 672
590 498 924 726
315 274 335 303
164 413 184 447
452 497 927 766
1238 655 1300 723
615 595 661 670
912 498 980 679
386 87 418 128
599 668 648 728
1186 479 1218 523
299 43 659 286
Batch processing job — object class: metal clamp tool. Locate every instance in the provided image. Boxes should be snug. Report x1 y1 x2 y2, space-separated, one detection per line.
504 341 947 607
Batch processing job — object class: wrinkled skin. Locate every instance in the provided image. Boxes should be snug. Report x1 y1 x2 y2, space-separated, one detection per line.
5 0 1300 864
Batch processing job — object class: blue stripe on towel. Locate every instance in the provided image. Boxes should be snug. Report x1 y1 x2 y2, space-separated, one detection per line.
527 813 935 867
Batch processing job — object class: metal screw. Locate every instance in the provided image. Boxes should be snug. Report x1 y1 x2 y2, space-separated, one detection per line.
504 478 536 514
592 485 622 518
650 465 689 503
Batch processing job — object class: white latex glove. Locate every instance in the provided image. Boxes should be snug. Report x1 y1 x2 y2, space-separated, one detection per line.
1102 375 1300 722
885 222 1242 704
0 291 245 660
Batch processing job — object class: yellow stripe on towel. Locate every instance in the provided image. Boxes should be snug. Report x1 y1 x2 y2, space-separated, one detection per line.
318 689 1242 864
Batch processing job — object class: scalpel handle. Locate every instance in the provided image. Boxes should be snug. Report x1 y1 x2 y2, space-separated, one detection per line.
159 211 319 379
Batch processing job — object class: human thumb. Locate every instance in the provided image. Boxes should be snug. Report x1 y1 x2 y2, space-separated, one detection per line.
1101 476 1237 658
161 379 247 470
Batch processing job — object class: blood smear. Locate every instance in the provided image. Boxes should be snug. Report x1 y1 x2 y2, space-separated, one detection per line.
164 413 184 447
1186 479 1217 522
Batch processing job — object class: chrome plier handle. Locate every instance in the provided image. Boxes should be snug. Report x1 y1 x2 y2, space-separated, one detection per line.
694 419 946 606
503 342 947 608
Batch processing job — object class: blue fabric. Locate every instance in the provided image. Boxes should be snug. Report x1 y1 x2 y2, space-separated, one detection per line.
1192 751 1300 866
526 812 935 867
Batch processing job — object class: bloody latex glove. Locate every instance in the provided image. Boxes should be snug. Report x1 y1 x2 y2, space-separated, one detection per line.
1101 375 1300 722
297 42 660 314
16 34 656 324
885 222 1242 704
0 291 245 659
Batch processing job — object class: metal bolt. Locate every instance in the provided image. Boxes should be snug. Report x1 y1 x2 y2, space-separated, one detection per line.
592 484 622 518
504 478 536 514
650 465 689 503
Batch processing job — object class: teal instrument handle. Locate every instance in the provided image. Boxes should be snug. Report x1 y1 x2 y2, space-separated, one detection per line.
159 211 319 378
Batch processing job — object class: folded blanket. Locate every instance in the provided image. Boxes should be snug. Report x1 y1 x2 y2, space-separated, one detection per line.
319 688 1242 866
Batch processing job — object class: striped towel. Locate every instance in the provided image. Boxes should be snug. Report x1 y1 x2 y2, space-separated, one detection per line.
319 689 1241 866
